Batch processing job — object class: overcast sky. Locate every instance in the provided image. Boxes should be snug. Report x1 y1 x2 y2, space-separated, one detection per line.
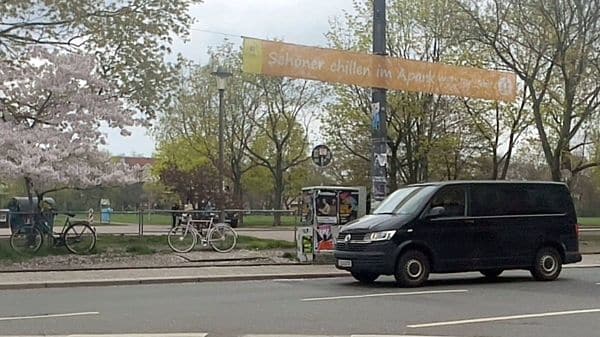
103 0 354 157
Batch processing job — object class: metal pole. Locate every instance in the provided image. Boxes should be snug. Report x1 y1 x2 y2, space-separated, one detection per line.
371 0 388 207
218 88 226 223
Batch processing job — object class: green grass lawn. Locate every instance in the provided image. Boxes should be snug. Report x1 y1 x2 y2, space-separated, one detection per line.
242 215 300 227
0 233 295 263
579 217 600 226
80 212 300 227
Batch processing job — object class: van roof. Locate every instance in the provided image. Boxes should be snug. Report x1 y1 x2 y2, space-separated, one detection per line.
407 180 567 187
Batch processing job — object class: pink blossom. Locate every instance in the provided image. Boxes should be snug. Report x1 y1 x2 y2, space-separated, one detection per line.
0 49 144 195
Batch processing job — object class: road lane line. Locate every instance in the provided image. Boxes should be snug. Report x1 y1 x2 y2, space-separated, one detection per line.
407 308 600 328
65 332 208 337
0 332 209 337
0 311 99 322
353 335 457 337
241 334 452 337
302 289 468 301
273 277 348 282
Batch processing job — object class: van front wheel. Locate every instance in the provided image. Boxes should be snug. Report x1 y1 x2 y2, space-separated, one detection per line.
531 247 562 281
395 250 430 287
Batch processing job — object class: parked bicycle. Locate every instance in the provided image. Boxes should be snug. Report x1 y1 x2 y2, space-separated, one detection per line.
167 212 237 253
10 209 97 255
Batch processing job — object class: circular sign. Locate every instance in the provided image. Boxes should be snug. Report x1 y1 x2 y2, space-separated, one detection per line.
311 145 332 167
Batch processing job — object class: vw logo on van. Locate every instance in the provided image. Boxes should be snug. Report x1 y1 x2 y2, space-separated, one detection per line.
344 234 352 243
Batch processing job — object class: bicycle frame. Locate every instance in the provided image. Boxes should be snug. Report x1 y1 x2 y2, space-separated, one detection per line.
180 214 214 241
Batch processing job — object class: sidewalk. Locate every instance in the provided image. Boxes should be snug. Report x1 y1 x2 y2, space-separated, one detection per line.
0 254 598 291
0 264 345 290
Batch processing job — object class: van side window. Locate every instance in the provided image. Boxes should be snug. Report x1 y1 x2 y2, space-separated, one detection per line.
429 185 466 217
525 185 569 214
471 185 499 216
471 184 532 216
471 184 570 217
498 185 532 215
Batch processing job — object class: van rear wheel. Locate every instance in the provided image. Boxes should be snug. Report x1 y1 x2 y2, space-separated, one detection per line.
395 250 430 287
531 247 562 281
480 269 503 279
351 271 379 284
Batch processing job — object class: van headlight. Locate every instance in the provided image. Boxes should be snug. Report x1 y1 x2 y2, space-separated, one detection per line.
367 230 396 242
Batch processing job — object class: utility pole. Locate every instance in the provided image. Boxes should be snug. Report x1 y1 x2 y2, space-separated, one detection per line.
371 0 388 208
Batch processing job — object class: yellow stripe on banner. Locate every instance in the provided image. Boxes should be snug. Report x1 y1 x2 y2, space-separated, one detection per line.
242 38 263 74
240 37 517 102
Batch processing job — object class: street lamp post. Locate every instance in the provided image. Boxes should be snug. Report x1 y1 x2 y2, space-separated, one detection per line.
211 66 232 223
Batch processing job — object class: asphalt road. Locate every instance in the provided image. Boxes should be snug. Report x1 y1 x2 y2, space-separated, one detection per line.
1 268 600 337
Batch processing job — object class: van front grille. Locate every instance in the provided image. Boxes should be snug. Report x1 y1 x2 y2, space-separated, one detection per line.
335 242 368 252
336 232 367 241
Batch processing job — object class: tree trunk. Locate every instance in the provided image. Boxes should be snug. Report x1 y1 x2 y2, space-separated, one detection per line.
24 177 35 225
272 168 284 226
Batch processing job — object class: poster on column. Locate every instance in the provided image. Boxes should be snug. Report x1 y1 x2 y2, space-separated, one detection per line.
300 190 314 225
338 191 360 225
315 192 337 224
315 224 337 252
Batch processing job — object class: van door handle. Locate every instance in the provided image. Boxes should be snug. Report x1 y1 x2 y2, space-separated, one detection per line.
465 219 475 224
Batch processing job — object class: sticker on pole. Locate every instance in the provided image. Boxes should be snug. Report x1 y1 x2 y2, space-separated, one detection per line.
311 144 332 167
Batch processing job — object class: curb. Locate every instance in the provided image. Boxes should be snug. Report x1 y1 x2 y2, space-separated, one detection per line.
0 261 303 274
0 272 347 290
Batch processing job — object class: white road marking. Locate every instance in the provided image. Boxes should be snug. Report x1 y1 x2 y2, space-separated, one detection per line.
273 277 348 282
353 335 457 337
241 335 453 337
407 308 600 328
240 335 345 337
302 289 468 302
0 311 99 322
0 333 208 337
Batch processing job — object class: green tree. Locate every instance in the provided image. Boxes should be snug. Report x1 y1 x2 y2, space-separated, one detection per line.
324 0 478 188
0 0 200 117
152 139 221 208
154 43 261 208
244 77 319 225
458 0 600 183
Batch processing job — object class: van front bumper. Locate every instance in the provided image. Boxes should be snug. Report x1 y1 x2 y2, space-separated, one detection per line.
334 241 397 275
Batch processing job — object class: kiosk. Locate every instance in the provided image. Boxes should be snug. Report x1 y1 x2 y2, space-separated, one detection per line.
297 186 367 262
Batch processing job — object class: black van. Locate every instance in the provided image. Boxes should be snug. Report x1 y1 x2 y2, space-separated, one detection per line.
334 181 582 287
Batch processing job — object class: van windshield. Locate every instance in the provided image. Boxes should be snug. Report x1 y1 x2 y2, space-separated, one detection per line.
373 186 437 215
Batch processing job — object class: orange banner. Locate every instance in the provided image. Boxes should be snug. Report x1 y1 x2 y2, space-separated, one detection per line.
243 38 516 102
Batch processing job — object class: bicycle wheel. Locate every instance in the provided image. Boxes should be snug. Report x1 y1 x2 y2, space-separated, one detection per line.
10 226 43 254
64 222 96 254
208 224 237 253
167 225 197 253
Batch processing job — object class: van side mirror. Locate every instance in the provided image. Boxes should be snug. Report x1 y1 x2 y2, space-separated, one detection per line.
427 206 446 219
